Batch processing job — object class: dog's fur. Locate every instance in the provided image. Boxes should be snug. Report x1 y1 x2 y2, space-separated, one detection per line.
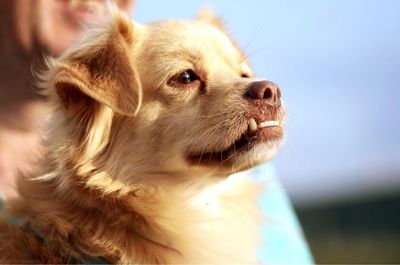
0 7 285 264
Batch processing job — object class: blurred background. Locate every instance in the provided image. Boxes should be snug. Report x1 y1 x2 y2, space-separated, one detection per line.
133 0 400 263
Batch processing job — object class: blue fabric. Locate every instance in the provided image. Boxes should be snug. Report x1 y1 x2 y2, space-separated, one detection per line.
235 163 314 264
0 196 22 226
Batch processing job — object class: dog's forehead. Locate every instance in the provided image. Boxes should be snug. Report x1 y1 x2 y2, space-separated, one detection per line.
142 20 241 64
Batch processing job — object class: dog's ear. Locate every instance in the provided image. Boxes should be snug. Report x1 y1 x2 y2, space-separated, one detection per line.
53 11 141 116
196 7 227 33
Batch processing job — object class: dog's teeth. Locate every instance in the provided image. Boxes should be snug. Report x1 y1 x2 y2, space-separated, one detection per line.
248 118 258 132
258 120 279 128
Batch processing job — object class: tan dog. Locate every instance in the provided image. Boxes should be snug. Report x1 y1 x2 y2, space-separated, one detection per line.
0 7 285 264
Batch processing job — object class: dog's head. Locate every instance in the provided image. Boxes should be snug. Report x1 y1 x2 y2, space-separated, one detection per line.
43 8 286 186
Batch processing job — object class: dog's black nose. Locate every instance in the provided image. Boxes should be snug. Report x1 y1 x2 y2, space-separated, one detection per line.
245 80 281 106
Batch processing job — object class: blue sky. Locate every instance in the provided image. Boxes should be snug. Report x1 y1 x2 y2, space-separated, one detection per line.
133 0 400 205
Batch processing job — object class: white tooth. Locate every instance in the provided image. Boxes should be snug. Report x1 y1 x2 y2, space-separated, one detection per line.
248 118 258 132
258 120 279 128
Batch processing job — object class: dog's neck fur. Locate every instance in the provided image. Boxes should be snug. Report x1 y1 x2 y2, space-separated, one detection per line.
11 164 262 264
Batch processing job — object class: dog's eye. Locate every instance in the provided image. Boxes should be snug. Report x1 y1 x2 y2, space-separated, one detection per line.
168 69 203 91
241 73 251 78
175 70 198 84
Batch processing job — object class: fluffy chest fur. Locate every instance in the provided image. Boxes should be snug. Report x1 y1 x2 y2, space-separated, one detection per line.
1 174 262 264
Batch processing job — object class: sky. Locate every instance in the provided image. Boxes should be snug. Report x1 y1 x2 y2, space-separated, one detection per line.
132 0 400 205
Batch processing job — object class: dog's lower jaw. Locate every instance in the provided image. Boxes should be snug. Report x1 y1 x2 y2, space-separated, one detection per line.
5 170 262 264
187 140 282 176
234 141 283 170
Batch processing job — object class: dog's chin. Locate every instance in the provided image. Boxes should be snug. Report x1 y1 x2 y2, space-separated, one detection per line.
186 125 283 172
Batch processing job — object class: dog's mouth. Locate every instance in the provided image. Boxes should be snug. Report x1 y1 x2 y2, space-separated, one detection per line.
186 116 283 166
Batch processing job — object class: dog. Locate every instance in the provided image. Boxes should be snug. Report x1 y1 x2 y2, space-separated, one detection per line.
0 7 285 264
